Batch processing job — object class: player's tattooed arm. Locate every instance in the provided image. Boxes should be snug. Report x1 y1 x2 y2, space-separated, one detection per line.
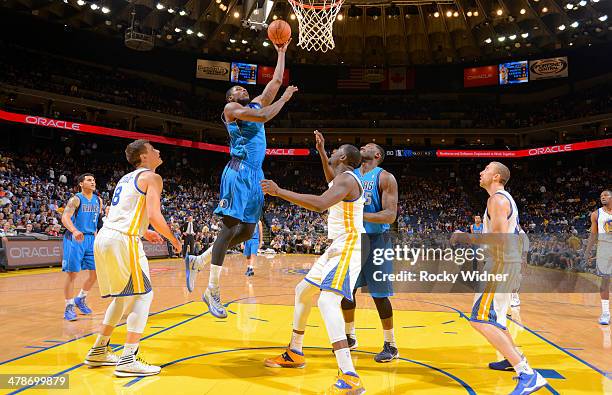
363 171 398 224
61 196 83 241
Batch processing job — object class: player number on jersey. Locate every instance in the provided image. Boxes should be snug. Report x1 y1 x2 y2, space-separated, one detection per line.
111 186 123 206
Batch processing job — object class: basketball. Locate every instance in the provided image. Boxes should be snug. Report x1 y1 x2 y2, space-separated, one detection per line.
267 19 291 46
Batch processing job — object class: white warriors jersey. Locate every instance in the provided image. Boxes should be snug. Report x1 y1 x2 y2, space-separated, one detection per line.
103 168 150 237
597 207 612 248
483 189 521 262
327 171 366 240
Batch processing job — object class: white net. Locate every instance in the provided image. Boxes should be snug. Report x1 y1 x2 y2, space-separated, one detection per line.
287 0 344 52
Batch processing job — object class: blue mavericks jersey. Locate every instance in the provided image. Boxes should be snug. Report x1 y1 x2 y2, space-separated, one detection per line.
472 223 483 233
72 193 100 235
223 102 266 168
354 167 389 234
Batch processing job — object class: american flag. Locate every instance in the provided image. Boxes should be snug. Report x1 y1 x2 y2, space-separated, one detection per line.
337 68 371 90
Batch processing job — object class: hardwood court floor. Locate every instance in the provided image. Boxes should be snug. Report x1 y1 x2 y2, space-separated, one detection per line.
0 254 610 394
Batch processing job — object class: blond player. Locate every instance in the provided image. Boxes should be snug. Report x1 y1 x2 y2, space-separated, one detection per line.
261 144 366 395
452 162 547 395
83 139 181 377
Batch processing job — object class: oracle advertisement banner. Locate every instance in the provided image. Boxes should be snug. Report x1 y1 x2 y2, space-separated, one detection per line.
463 65 498 88
196 60 231 81
142 240 170 258
529 57 568 81
0 110 310 156
257 66 290 86
436 138 612 158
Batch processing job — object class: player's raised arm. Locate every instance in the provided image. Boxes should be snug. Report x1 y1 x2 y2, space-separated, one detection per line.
261 173 353 213
363 171 398 224
314 130 334 183
224 85 298 123
139 171 181 252
253 39 291 107
61 195 83 241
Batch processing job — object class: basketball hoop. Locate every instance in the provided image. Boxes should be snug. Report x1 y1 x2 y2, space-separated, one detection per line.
287 0 344 52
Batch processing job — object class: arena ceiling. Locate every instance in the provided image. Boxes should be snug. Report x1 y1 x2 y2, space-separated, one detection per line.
4 0 611 65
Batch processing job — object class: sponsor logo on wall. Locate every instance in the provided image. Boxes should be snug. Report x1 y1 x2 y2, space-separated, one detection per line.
529 57 568 80
196 60 231 81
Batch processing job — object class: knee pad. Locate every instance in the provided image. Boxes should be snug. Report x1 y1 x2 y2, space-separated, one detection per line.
373 297 393 320
102 297 128 327
341 297 356 311
318 291 346 344
126 291 154 334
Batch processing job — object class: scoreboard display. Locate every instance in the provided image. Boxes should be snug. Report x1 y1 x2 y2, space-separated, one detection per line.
230 62 257 85
499 61 528 85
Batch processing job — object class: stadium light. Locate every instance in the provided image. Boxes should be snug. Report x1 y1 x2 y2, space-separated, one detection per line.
263 41 270 47
272 14 278 20
484 37 492 43
90 3 98 10
466 11 472 17
496 9 503 15
446 10 452 17
186 29 193 34
156 3 164 10
337 13 343 20
230 38 236 43
509 34 517 40
197 32 204 37
570 21 579 27
521 32 529 38
168 7 175 13
77 0 85 5
473 11 478 16
520 8 526 14
101 6 110 13
175 27 182 32
290 13 296 20
179 10 187 16
542 7 548 12
566 3 574 9
241 39 248 44
558 24 566 30
234 11 240 18
578 0 586 5
599 14 608 21
453 11 458 17
434 11 440 17
498 36 506 41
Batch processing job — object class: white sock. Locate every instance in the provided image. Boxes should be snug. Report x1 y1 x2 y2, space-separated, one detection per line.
208 265 222 288
334 348 356 374
121 343 139 358
513 357 534 375
248 265 253 270
93 334 110 348
195 246 213 270
345 321 355 336
66 298 74 306
290 331 304 353
383 328 396 346
78 289 88 298
603 300 610 314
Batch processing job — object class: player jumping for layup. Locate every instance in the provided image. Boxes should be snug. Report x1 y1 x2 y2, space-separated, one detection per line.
315 130 400 362
84 140 181 377
262 144 366 395
61 173 102 321
584 189 612 325
452 162 547 395
185 40 298 318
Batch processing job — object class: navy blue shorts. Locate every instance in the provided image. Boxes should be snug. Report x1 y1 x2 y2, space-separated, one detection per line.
62 233 96 272
244 239 259 257
214 158 264 224
355 232 394 298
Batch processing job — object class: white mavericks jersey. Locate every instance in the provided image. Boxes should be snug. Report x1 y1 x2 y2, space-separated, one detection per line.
104 168 150 237
327 171 366 240
483 189 521 263
597 207 612 255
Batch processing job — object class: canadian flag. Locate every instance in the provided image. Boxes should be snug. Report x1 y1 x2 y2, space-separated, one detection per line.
387 67 407 90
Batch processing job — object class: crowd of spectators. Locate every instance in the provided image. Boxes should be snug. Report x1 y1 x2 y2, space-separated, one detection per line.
2 44 611 131
0 135 609 274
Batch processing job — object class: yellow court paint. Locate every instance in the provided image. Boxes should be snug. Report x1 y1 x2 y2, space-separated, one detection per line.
0 297 607 395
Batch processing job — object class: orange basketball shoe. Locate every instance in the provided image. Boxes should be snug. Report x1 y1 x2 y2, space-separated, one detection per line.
264 348 306 368
326 372 366 395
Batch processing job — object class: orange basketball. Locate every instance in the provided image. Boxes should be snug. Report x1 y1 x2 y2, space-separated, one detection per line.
267 19 291 46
